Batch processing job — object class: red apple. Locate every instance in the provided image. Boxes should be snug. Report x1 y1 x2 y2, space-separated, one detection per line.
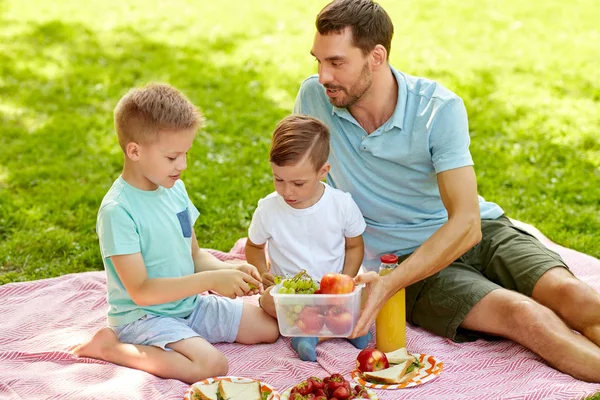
355 348 389 372
296 306 325 335
325 306 353 335
319 273 355 294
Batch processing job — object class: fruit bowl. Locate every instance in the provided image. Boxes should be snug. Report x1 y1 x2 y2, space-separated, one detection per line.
271 283 363 337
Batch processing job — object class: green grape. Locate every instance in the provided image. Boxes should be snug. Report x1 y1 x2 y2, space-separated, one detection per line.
274 275 282 284
279 287 288 294
288 281 297 290
288 288 296 295
283 280 292 289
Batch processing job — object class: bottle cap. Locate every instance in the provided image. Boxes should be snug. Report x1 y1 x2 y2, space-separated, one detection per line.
380 254 398 264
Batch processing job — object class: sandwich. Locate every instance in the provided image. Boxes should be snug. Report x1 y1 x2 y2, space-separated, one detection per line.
362 359 419 384
218 380 262 400
384 347 416 365
362 348 421 385
192 382 220 400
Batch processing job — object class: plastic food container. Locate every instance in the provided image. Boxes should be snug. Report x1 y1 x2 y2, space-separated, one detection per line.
271 283 363 337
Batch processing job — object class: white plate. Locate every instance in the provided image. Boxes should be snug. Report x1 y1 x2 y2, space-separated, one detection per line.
351 353 443 389
183 375 280 400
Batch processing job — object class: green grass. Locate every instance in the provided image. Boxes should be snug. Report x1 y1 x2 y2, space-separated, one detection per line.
1 0 599 287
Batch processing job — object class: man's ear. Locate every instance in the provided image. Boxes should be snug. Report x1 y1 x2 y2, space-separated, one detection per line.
125 142 141 161
371 44 388 69
318 162 331 180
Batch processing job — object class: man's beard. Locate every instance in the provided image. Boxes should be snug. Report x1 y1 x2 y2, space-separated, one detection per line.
325 61 372 108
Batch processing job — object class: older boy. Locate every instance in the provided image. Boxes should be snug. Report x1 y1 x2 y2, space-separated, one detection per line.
245 115 370 361
73 84 279 384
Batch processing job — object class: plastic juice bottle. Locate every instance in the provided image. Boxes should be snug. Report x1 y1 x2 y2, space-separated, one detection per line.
375 254 406 352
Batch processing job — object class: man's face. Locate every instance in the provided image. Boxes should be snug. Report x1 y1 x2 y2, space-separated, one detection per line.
136 129 196 190
311 27 373 108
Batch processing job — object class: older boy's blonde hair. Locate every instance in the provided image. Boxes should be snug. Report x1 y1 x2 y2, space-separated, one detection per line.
114 83 204 151
270 115 330 172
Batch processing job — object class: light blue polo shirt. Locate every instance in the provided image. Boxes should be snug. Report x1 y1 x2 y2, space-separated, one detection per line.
294 67 504 270
97 177 200 326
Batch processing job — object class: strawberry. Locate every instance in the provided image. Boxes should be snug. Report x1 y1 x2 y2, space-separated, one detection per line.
314 388 326 397
294 380 313 396
308 376 324 391
332 386 351 400
325 375 345 394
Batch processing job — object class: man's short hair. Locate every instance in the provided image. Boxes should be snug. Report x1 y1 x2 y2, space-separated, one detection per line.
316 0 394 58
114 83 204 151
270 115 330 171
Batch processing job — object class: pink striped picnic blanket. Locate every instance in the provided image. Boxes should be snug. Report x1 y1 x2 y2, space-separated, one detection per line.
1 221 599 400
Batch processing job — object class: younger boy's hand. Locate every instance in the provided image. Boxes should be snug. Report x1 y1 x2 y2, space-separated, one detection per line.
261 272 276 288
234 263 263 295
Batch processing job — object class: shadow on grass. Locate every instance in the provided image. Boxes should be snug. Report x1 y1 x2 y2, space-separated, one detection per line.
0 19 288 283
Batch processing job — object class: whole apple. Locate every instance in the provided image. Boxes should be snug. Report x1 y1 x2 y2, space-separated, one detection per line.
296 306 325 335
319 273 355 294
356 348 389 373
325 305 354 335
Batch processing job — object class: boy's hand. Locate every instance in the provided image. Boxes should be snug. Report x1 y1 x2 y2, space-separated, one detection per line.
210 269 262 299
261 272 276 288
234 263 264 295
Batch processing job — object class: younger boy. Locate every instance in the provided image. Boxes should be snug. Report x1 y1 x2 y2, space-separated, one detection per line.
245 115 370 362
73 83 279 384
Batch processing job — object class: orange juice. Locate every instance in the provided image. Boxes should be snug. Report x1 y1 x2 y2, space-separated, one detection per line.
375 255 406 352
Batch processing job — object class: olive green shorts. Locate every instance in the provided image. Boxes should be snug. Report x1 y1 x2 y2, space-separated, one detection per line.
403 215 569 342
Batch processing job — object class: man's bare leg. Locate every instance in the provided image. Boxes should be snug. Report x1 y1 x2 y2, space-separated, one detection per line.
460 288 600 382
532 267 600 346
73 328 228 384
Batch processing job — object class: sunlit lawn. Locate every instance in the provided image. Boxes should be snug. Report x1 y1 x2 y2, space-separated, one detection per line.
1 0 599 287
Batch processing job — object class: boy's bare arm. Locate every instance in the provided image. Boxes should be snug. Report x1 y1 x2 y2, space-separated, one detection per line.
190 230 263 294
244 239 268 275
112 253 260 305
342 235 364 278
245 239 276 287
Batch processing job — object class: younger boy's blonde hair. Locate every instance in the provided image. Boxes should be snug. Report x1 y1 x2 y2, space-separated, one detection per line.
270 115 330 171
114 83 204 151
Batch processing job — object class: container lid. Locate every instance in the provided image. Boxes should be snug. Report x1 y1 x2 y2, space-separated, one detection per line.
380 254 398 264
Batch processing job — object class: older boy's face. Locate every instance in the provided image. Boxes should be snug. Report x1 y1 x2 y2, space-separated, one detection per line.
137 129 196 190
271 156 329 209
311 27 373 108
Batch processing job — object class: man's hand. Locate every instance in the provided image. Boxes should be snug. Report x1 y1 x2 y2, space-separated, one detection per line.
350 271 395 338
210 269 262 299
234 263 264 295
261 272 276 288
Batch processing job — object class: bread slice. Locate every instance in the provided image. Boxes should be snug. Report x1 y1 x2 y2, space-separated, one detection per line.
384 347 416 365
362 360 411 384
218 380 262 400
191 382 220 400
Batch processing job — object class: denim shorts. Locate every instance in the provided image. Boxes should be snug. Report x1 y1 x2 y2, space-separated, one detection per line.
112 294 244 350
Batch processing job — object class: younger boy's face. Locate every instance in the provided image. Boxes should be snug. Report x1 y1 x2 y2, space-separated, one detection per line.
271 156 330 209
135 129 196 190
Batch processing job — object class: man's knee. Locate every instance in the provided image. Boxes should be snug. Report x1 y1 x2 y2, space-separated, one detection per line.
503 298 554 337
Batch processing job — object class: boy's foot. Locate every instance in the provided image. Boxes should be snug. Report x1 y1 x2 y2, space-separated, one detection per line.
72 327 118 360
348 332 372 349
291 337 318 362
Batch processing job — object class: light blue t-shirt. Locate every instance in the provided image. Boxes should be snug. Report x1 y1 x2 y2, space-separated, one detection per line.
294 67 504 270
97 177 200 326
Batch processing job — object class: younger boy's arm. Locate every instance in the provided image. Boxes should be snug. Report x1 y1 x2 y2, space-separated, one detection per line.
245 239 275 287
342 235 364 278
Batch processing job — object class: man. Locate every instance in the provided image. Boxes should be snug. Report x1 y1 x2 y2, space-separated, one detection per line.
294 0 600 382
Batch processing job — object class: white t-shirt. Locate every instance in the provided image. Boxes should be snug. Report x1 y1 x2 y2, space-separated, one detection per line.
248 183 366 279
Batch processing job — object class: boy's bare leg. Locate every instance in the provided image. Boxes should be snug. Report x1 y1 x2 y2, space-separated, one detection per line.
258 287 277 319
73 328 228 384
532 267 600 347
461 288 600 382
235 303 280 344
